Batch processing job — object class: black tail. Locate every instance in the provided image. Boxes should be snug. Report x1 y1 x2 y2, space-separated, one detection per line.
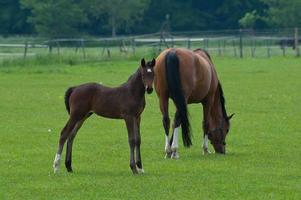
64 87 74 114
165 50 192 147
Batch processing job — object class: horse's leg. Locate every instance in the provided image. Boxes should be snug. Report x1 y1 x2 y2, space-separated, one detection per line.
65 118 85 172
53 118 77 173
202 101 212 154
170 111 181 159
125 117 138 174
135 116 144 174
159 96 171 158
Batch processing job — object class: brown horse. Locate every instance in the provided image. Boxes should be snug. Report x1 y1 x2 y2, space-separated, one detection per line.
53 58 155 174
154 48 233 158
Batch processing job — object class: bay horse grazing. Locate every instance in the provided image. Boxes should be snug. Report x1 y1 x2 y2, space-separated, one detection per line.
53 58 155 174
154 48 234 159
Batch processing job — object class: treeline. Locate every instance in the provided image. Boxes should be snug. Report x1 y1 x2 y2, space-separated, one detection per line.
1 0 301 38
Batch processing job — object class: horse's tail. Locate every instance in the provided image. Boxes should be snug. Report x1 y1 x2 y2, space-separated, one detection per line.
64 87 74 114
165 50 192 147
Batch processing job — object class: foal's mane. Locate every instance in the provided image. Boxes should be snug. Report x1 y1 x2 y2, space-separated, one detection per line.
218 81 228 122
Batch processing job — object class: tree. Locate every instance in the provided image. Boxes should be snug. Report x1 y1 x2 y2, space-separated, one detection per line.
261 0 301 28
0 0 32 35
88 0 150 37
21 0 87 38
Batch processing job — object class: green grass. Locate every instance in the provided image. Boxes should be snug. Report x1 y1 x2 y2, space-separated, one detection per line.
0 56 301 199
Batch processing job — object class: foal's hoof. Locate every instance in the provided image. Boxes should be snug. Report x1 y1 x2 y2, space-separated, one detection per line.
203 148 212 155
137 167 145 174
53 167 60 174
171 151 179 159
131 167 138 174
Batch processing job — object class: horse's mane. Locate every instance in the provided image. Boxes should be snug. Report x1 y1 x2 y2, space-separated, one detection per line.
218 81 228 122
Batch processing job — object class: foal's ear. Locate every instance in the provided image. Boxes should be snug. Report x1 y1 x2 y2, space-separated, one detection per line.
227 113 235 120
151 58 156 67
141 58 146 68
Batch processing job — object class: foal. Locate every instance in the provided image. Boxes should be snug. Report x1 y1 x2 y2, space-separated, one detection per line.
53 58 155 174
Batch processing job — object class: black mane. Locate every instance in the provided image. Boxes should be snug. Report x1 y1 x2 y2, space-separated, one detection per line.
218 81 228 122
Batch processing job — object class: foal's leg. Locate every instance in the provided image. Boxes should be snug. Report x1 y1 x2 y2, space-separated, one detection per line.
170 111 181 159
65 119 85 172
159 96 171 158
135 116 144 174
53 118 77 173
125 117 138 174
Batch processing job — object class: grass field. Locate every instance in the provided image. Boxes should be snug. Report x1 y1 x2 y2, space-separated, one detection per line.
0 56 301 199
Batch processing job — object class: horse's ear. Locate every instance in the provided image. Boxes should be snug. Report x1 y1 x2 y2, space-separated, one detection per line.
141 58 146 68
227 113 235 120
151 58 156 67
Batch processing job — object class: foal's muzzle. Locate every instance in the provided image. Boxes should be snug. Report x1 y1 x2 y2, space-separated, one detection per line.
146 87 153 94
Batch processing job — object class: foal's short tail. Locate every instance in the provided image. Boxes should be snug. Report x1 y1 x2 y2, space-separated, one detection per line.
64 87 74 114
165 50 192 147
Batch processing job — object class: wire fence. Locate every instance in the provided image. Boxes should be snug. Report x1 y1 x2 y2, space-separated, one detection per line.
0 28 300 61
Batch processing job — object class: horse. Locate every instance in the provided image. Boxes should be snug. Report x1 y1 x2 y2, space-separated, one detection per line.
154 48 234 159
53 58 156 174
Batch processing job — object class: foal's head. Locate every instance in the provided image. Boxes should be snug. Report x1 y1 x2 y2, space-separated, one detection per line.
140 58 155 94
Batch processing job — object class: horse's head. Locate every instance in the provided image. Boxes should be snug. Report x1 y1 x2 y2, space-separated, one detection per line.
208 113 234 154
140 58 155 94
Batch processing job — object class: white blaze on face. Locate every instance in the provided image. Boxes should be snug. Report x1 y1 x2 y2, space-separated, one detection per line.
147 68 152 73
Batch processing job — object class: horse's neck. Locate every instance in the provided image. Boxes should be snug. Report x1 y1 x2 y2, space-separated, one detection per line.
211 90 224 123
127 69 145 97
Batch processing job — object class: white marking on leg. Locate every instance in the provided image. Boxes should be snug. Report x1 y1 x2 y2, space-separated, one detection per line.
171 127 180 159
165 135 170 152
171 127 179 150
53 153 61 173
164 135 172 158
203 134 211 154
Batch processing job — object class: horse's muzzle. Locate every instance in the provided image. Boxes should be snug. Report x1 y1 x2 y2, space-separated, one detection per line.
146 87 153 94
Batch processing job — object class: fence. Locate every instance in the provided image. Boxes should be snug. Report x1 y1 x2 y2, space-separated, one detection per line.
0 28 300 60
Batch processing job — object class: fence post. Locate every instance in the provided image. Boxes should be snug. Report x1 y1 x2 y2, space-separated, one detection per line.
81 39 86 59
24 41 28 59
131 37 136 55
239 29 243 58
218 40 221 56
232 40 237 57
187 38 191 49
295 27 300 57
266 40 271 58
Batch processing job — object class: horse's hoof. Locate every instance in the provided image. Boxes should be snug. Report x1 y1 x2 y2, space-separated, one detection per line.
66 168 73 173
137 167 144 174
171 151 179 159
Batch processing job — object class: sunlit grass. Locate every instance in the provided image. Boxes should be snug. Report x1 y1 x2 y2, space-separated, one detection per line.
0 57 300 199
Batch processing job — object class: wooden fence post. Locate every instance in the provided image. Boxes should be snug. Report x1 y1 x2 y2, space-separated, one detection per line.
239 29 243 58
24 41 28 58
295 27 300 57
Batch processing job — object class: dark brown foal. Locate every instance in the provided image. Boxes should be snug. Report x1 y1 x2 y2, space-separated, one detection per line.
53 58 155 174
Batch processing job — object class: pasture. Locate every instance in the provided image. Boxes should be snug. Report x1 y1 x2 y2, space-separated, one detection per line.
0 56 301 199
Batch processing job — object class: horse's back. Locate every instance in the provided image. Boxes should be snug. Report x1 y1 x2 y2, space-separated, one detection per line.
154 48 215 103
